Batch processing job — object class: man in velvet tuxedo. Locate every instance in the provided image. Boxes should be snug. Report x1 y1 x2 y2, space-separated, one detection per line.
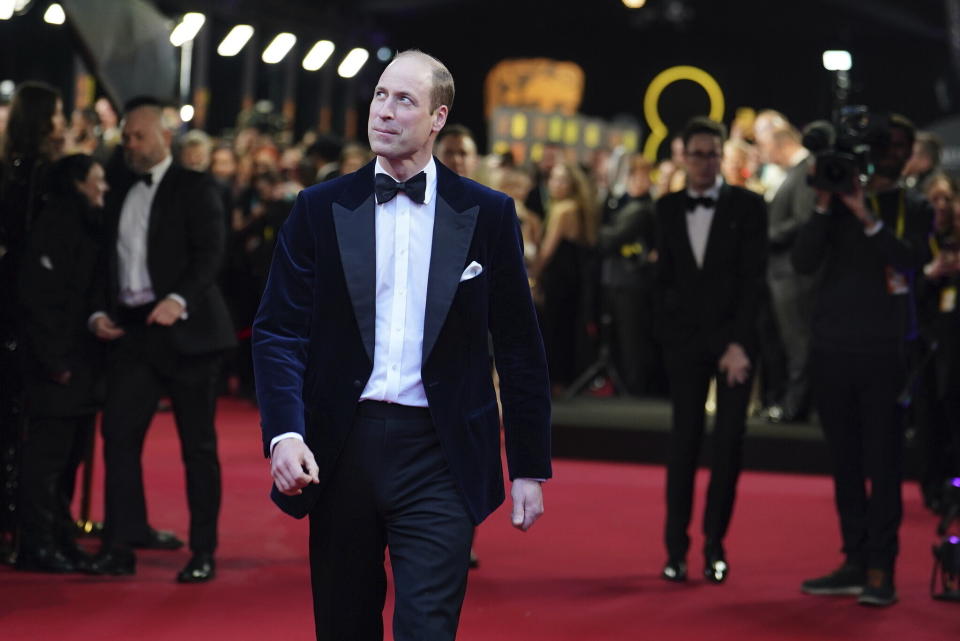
253 51 551 641
655 117 767 584
87 98 234 582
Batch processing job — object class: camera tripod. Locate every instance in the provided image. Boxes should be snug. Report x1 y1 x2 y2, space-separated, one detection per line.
562 308 626 400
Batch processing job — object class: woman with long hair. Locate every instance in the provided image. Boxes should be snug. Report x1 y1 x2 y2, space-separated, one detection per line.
16 153 106 572
531 160 597 396
0 81 66 556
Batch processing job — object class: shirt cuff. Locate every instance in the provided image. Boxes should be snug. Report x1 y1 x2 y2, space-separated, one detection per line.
517 477 547 483
87 311 107 332
270 432 304 455
166 293 189 320
864 220 884 237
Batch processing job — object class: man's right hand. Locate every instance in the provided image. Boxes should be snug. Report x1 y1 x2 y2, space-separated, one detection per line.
92 315 125 341
270 438 320 496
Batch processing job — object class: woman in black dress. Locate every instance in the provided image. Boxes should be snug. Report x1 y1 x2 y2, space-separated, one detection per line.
16 154 106 572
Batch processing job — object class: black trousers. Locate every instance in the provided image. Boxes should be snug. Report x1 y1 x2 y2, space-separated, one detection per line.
308 401 473 641
18 413 95 546
769 270 815 417
606 286 656 396
664 349 752 560
101 320 222 553
811 349 906 571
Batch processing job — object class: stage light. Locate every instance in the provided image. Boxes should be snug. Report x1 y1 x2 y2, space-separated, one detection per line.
822 50 852 71
302 40 335 71
337 48 369 79
170 12 205 47
43 2 64 24
0 1 14 20
0 79 14 98
376 47 393 62
217 25 254 57
262 33 296 64
180 104 194 122
622 0 647 7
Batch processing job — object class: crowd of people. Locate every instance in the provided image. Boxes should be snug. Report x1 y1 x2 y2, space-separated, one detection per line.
1 67 959 613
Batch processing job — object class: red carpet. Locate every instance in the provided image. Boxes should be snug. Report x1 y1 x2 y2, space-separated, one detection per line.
1 398 956 640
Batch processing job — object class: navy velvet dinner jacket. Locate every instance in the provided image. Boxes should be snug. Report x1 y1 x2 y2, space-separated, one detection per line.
252 158 552 524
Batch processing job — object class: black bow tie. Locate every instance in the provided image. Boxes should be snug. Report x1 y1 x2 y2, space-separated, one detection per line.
375 171 427 205
686 195 716 211
135 172 153 187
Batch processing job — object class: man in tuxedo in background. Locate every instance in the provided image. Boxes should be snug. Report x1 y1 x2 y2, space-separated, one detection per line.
253 50 551 641
87 98 235 582
655 116 768 585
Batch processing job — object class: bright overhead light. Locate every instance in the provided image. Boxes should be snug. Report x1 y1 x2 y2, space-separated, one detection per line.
262 32 296 64
0 1 14 20
822 50 852 71
43 2 64 24
217 24 253 57
622 0 647 7
180 104 195 122
337 48 369 79
302 40 335 71
170 12 205 47
376 47 392 63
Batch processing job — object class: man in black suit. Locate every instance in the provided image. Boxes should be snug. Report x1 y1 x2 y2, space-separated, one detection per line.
253 50 551 641
763 124 817 423
655 117 767 584
87 98 235 582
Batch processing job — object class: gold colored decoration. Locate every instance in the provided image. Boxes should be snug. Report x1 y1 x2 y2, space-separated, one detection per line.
485 58 585 118
643 65 725 162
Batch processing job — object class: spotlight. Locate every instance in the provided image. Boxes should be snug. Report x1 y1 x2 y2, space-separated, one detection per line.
180 104 195 122
217 25 254 57
622 0 647 7
170 12 205 47
302 40 335 71
376 47 393 63
822 50 852 72
43 2 64 24
337 48 369 79
262 33 296 64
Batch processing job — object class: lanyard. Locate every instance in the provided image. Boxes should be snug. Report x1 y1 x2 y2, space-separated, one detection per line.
868 189 905 239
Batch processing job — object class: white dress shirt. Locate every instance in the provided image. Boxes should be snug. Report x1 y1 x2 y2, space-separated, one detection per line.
359 156 437 406
117 154 172 307
270 156 438 452
685 176 722 269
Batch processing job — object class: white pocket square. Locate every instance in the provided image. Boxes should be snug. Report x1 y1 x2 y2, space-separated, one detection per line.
459 261 483 282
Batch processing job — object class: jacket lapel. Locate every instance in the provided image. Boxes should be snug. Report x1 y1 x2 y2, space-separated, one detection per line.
422 161 479 362
701 183 732 270
148 165 175 247
333 162 377 363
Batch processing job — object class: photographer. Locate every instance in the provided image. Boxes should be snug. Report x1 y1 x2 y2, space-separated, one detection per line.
794 114 933 607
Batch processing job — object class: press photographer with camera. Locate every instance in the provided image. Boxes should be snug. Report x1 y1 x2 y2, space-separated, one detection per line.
793 112 933 607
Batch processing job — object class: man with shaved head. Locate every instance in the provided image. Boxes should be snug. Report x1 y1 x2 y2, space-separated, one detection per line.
254 50 551 640
86 97 234 583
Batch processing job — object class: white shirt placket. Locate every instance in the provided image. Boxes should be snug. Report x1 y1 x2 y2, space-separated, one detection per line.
385 196 411 397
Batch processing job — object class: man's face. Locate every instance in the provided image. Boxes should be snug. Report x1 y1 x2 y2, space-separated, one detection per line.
180 144 210 172
875 126 912 179
210 148 237 180
122 107 170 174
368 55 447 164
684 133 723 191
436 134 478 177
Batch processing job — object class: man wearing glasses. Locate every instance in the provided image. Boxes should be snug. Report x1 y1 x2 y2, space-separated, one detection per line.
654 116 768 585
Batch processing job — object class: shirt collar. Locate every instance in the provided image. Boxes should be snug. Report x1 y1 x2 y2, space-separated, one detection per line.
374 156 437 205
686 175 723 200
146 154 173 187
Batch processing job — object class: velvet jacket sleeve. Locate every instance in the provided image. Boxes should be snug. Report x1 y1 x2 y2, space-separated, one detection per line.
488 196 552 481
252 192 316 457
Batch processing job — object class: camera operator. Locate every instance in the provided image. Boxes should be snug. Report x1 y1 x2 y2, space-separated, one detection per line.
794 114 933 607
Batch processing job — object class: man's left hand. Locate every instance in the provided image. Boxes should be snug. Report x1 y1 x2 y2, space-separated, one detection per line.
718 342 750 387
510 478 544 532
147 297 185 326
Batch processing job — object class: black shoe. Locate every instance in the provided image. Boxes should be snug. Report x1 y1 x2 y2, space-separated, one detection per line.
86 547 136 575
661 558 687 582
132 528 184 551
15 545 77 573
858 569 897 607
704 555 729 584
801 563 865 595
60 540 95 573
177 552 215 583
